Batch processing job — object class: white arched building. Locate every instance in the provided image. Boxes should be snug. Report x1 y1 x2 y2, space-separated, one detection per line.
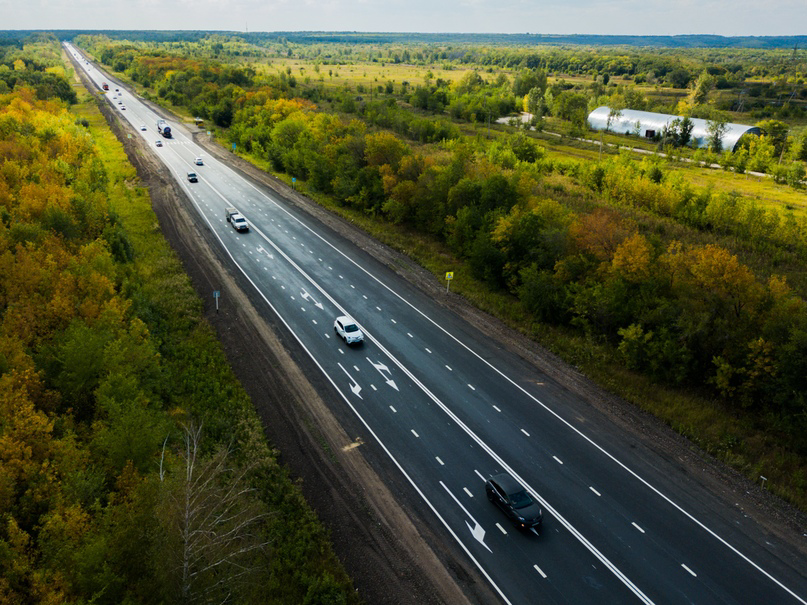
587 106 761 152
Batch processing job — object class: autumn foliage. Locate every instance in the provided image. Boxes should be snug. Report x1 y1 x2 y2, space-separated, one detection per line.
0 46 356 602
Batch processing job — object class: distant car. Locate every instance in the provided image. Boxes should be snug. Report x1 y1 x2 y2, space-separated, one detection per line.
485 473 543 531
140 124 147 131
155 140 163 147
187 172 198 183
120 105 126 110
194 157 203 165
334 316 364 345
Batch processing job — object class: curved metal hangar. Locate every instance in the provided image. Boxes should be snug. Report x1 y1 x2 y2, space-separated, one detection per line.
587 106 762 152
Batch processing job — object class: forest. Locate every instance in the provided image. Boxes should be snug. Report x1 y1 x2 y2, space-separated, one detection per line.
68 30 807 510
0 35 357 605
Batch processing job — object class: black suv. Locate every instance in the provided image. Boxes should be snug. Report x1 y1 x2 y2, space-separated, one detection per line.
485 473 543 531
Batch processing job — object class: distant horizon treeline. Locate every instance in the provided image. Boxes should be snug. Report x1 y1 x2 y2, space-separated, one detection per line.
4 29 807 49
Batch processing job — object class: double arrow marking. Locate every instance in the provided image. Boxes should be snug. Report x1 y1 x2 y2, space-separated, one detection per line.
367 358 399 391
256 245 274 260
300 288 324 310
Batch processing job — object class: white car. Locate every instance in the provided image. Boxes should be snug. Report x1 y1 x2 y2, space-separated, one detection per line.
195 157 203 165
334 316 364 345
140 125 147 131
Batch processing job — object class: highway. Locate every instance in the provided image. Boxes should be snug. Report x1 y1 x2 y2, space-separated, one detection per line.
65 41 807 605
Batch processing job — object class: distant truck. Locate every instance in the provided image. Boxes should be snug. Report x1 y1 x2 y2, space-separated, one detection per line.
156 119 172 138
225 207 249 232
102 82 109 90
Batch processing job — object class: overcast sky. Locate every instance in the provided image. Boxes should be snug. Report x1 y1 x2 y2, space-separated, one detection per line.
3 0 805 37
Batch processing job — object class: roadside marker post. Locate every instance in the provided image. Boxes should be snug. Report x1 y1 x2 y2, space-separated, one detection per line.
213 290 220 313
445 271 454 293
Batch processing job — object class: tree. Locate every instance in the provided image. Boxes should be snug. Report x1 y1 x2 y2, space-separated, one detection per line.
512 68 547 98
706 116 729 153
679 117 694 147
754 119 789 159
600 104 623 159
689 71 716 106
667 68 692 89
156 423 270 605
523 86 544 117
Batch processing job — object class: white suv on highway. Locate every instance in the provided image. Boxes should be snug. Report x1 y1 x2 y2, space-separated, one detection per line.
334 316 364 345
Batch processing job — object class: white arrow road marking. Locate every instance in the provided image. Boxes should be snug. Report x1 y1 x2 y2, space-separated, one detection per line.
337 363 362 399
300 288 324 310
367 358 399 391
255 245 274 260
440 481 491 553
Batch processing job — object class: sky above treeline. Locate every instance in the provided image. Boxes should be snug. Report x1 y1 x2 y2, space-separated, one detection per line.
2 0 804 37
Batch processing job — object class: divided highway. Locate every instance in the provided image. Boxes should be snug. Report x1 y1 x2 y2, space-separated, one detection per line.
65 42 807 605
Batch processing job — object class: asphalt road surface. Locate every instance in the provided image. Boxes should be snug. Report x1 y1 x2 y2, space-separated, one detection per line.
65 41 807 605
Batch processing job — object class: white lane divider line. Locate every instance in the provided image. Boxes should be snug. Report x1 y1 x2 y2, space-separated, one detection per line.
590 487 601 497
681 564 697 577
463 487 474 498
492 405 501 412
632 522 645 534
521 429 531 437
436 456 444 466
496 523 507 535
553 456 563 465
534 565 547 579
468 384 475 390
411 429 419 438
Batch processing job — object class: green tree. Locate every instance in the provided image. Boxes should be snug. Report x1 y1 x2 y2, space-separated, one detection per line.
707 116 729 153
